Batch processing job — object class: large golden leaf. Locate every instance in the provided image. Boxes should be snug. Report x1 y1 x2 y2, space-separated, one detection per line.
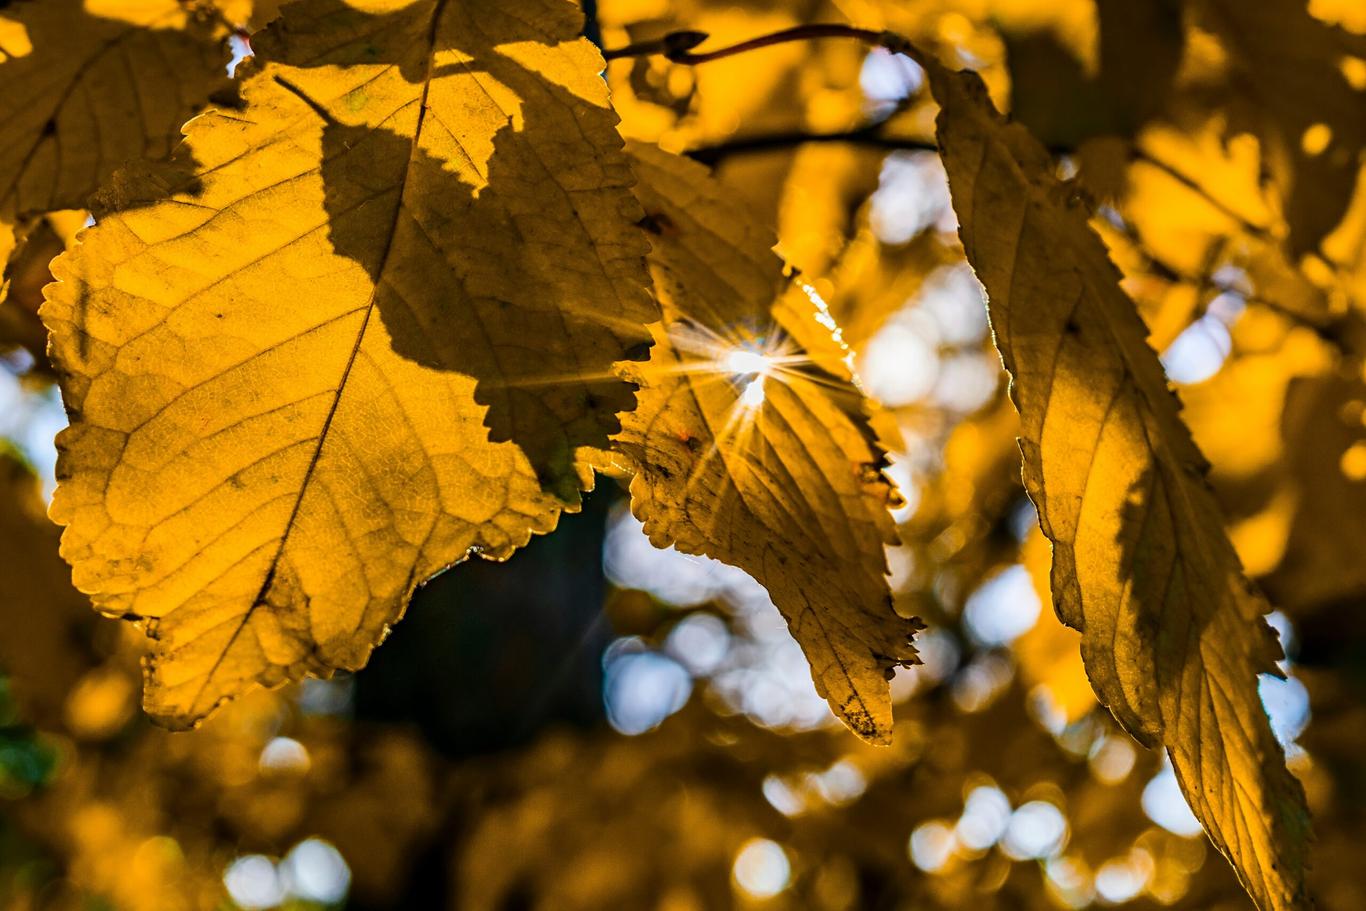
42 0 655 728
615 143 921 745
917 55 1312 909
0 0 229 283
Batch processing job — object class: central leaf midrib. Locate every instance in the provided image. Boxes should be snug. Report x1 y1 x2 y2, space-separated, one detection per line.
192 0 451 709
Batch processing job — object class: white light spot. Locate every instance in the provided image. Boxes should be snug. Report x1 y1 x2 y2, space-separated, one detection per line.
1142 765 1203 837
1162 293 1244 386
1095 851 1154 903
883 458 921 523
811 760 866 806
762 775 805 817
604 508 732 606
963 565 1041 647
1088 736 1137 784
860 47 924 105
227 33 253 76
737 376 767 409
1002 801 1068 860
1260 673 1311 746
919 264 989 346
665 613 730 675
956 785 1012 850
0 372 67 500
1028 685 1070 736
859 323 938 406
1266 610 1297 663
1162 315 1231 384
603 648 691 735
224 855 285 910
733 839 791 898
281 839 350 905
870 152 952 244
909 820 957 872
1045 856 1095 908
932 353 999 413
952 654 1014 713
296 677 354 716
258 737 310 775
724 348 772 377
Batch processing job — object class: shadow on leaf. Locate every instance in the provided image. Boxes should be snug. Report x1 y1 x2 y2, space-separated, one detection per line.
260 0 654 498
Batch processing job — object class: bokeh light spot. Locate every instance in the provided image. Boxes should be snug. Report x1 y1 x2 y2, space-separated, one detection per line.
732 838 791 899
603 648 691 735
281 838 351 905
955 785 1012 851
909 820 957 872
223 855 284 910
1339 440 1366 481
963 565 1041 647
258 737 310 775
1002 801 1068 860
1142 766 1203 837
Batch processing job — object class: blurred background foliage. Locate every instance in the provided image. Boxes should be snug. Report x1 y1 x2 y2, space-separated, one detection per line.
2 0 1365 908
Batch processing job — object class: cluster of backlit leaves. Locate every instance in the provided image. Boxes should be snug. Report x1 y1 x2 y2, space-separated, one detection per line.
3 0 1366 910
10 0 920 748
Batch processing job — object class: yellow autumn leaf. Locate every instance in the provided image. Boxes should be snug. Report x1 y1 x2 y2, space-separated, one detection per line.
614 143 921 745
916 52 1313 909
0 0 229 293
42 0 656 729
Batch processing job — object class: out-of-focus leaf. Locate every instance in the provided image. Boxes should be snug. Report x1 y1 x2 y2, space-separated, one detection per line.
919 52 1312 909
0 451 97 728
614 143 921 744
1194 0 1366 255
0 211 83 374
777 145 885 279
827 226 962 350
1268 372 1366 612
1006 0 1184 147
41 0 656 729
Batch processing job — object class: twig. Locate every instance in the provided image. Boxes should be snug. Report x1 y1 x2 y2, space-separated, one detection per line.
603 23 895 64
1130 149 1273 241
686 129 937 165
614 22 1359 350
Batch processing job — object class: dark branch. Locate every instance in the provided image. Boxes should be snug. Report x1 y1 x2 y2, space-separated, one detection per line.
604 23 892 64
685 130 937 165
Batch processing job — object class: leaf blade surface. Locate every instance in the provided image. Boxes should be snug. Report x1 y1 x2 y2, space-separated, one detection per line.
43 0 655 727
920 55 1312 910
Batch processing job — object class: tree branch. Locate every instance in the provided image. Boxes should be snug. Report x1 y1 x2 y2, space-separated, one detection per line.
603 23 892 64
686 129 937 165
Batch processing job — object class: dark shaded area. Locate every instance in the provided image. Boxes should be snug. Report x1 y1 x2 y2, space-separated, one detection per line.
353 485 614 759
1267 374 1366 614
1004 0 1184 147
262 0 653 501
339 486 616 911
